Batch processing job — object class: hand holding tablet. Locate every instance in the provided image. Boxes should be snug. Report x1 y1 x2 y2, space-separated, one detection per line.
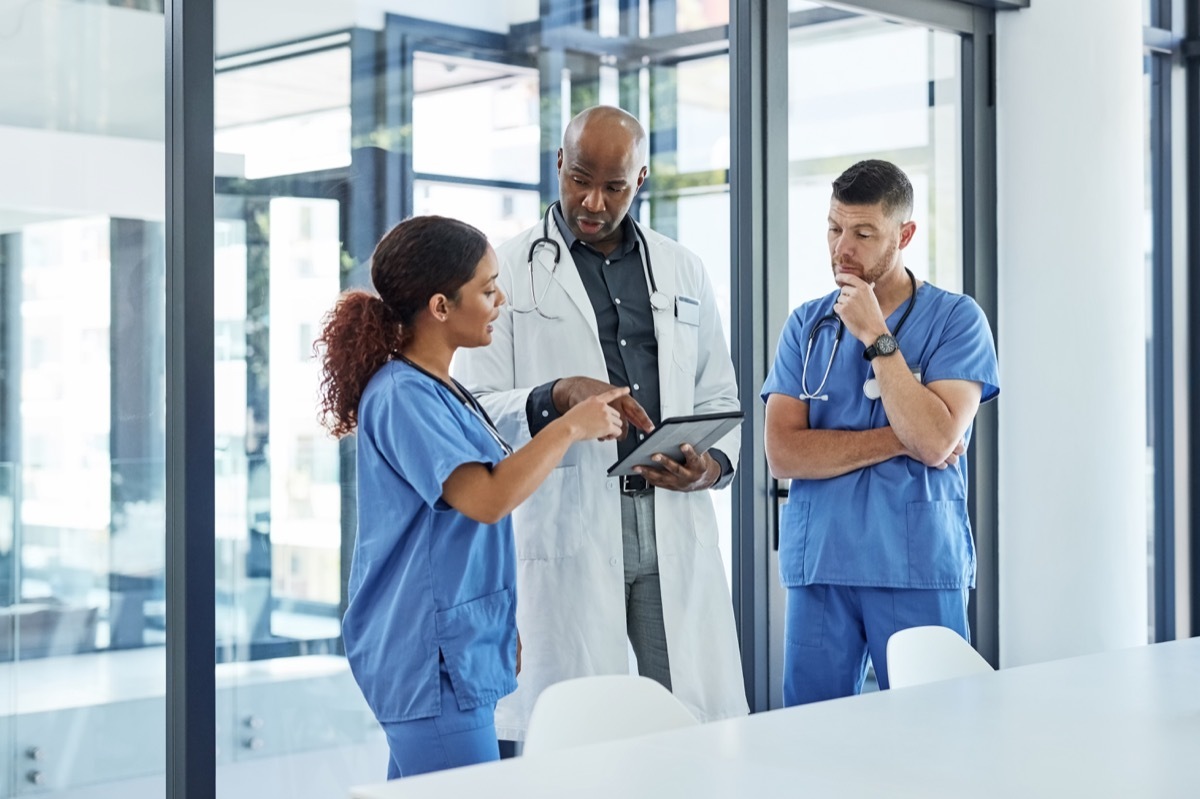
607 411 744 477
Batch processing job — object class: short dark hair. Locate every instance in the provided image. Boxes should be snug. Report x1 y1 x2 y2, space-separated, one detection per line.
831 160 913 221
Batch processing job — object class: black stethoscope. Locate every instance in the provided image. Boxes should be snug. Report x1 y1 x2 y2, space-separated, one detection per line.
798 267 917 402
395 353 514 456
516 201 670 319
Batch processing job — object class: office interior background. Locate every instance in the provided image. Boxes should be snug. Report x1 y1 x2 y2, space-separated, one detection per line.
0 0 1191 796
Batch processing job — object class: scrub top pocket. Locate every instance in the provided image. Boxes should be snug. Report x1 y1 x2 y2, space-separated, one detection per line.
434 587 517 711
777 500 811 586
905 499 974 588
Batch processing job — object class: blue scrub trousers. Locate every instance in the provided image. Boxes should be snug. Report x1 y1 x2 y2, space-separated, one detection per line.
783 584 969 706
381 663 500 779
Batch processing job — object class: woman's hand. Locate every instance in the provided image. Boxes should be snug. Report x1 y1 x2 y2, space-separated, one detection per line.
560 386 628 441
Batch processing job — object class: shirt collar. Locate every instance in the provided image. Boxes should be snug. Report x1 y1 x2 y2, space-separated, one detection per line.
551 202 639 259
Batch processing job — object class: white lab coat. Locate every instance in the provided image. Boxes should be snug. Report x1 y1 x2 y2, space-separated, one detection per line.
454 218 749 739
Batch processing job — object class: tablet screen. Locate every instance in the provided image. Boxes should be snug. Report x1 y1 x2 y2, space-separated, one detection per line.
607 411 743 477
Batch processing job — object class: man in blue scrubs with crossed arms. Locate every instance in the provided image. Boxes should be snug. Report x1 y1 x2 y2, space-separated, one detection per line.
761 159 999 704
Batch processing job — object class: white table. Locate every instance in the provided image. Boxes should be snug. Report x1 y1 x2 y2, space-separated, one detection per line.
351 637 1200 798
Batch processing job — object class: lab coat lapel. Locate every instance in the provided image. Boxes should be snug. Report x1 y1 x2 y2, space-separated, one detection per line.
649 234 677 403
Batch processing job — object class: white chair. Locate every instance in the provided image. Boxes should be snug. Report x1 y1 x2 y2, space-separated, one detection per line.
523 674 699 755
886 625 994 689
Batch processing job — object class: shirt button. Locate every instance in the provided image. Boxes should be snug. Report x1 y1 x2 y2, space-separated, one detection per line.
604 260 611 266
542 410 549 418
620 339 627 346
639 433 645 441
633 383 639 391
609 557 618 566
615 298 621 305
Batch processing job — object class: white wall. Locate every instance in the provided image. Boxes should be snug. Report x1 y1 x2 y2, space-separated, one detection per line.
996 0 1147 667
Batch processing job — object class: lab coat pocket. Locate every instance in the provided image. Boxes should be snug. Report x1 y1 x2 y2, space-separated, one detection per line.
685 494 719 549
905 500 974 587
777 500 811 586
672 319 699 374
512 464 584 560
434 587 517 711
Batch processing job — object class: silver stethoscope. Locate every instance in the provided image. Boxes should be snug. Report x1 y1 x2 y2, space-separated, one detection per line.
798 268 916 402
515 201 670 319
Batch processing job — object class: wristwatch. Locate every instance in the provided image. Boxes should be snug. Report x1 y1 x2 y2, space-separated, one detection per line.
863 334 899 361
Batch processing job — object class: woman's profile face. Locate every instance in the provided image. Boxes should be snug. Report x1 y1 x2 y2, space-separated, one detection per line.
445 245 505 349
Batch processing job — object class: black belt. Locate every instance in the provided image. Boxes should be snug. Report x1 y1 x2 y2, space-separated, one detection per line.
619 475 653 496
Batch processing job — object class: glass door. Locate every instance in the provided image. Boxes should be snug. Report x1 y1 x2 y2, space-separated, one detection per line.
768 2 966 708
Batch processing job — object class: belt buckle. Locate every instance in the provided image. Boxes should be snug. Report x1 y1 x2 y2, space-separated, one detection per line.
620 475 650 496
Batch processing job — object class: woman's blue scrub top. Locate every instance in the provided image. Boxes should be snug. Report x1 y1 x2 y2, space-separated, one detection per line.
761 283 999 590
342 360 517 723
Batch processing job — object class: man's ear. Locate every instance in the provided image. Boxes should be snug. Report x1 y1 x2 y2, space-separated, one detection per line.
635 166 648 192
898 220 917 250
556 148 564 173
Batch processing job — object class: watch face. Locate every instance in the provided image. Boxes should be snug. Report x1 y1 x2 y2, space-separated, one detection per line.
874 334 898 355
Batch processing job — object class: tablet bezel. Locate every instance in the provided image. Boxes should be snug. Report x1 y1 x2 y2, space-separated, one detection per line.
606 410 744 477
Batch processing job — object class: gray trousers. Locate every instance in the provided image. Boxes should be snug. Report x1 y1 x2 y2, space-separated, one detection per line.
620 492 672 691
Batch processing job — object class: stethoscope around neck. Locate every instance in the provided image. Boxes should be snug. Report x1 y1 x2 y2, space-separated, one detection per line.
394 353 515 457
515 201 670 319
798 268 917 402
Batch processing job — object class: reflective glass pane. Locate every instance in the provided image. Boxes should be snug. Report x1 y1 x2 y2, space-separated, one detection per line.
0 1 166 794
214 12 383 788
211 2 734 792
413 182 540 246
773 7 964 707
676 0 728 31
412 55 540 183
787 15 962 311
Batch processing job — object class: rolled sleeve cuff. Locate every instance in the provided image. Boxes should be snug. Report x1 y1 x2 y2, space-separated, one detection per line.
525 380 562 436
707 448 735 490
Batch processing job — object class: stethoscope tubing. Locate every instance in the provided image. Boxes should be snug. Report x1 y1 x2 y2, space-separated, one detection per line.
518 201 668 318
798 268 917 402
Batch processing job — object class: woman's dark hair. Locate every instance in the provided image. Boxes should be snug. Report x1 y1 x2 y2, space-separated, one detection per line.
831 159 913 222
315 215 488 437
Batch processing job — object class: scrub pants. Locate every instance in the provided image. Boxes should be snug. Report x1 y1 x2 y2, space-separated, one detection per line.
381 662 500 779
621 492 672 691
783 584 969 706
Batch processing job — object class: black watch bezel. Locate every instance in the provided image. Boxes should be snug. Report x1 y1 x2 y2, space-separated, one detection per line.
863 334 899 361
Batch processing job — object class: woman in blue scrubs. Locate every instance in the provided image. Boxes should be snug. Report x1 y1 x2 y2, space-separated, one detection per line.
316 216 625 778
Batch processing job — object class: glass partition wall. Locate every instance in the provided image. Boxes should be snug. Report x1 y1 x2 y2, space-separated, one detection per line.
0 0 1024 796
762 1 967 709
0 1 168 795
210 2 736 794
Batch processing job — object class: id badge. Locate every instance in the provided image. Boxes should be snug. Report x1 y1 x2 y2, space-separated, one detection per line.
675 295 700 326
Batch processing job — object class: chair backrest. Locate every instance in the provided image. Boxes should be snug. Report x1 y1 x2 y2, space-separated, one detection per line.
523 675 699 755
886 625 994 689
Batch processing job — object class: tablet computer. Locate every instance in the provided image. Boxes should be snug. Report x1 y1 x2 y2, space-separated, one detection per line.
607 411 744 477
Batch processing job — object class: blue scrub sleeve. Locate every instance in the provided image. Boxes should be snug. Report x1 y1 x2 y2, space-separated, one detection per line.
920 296 1000 403
369 373 503 510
